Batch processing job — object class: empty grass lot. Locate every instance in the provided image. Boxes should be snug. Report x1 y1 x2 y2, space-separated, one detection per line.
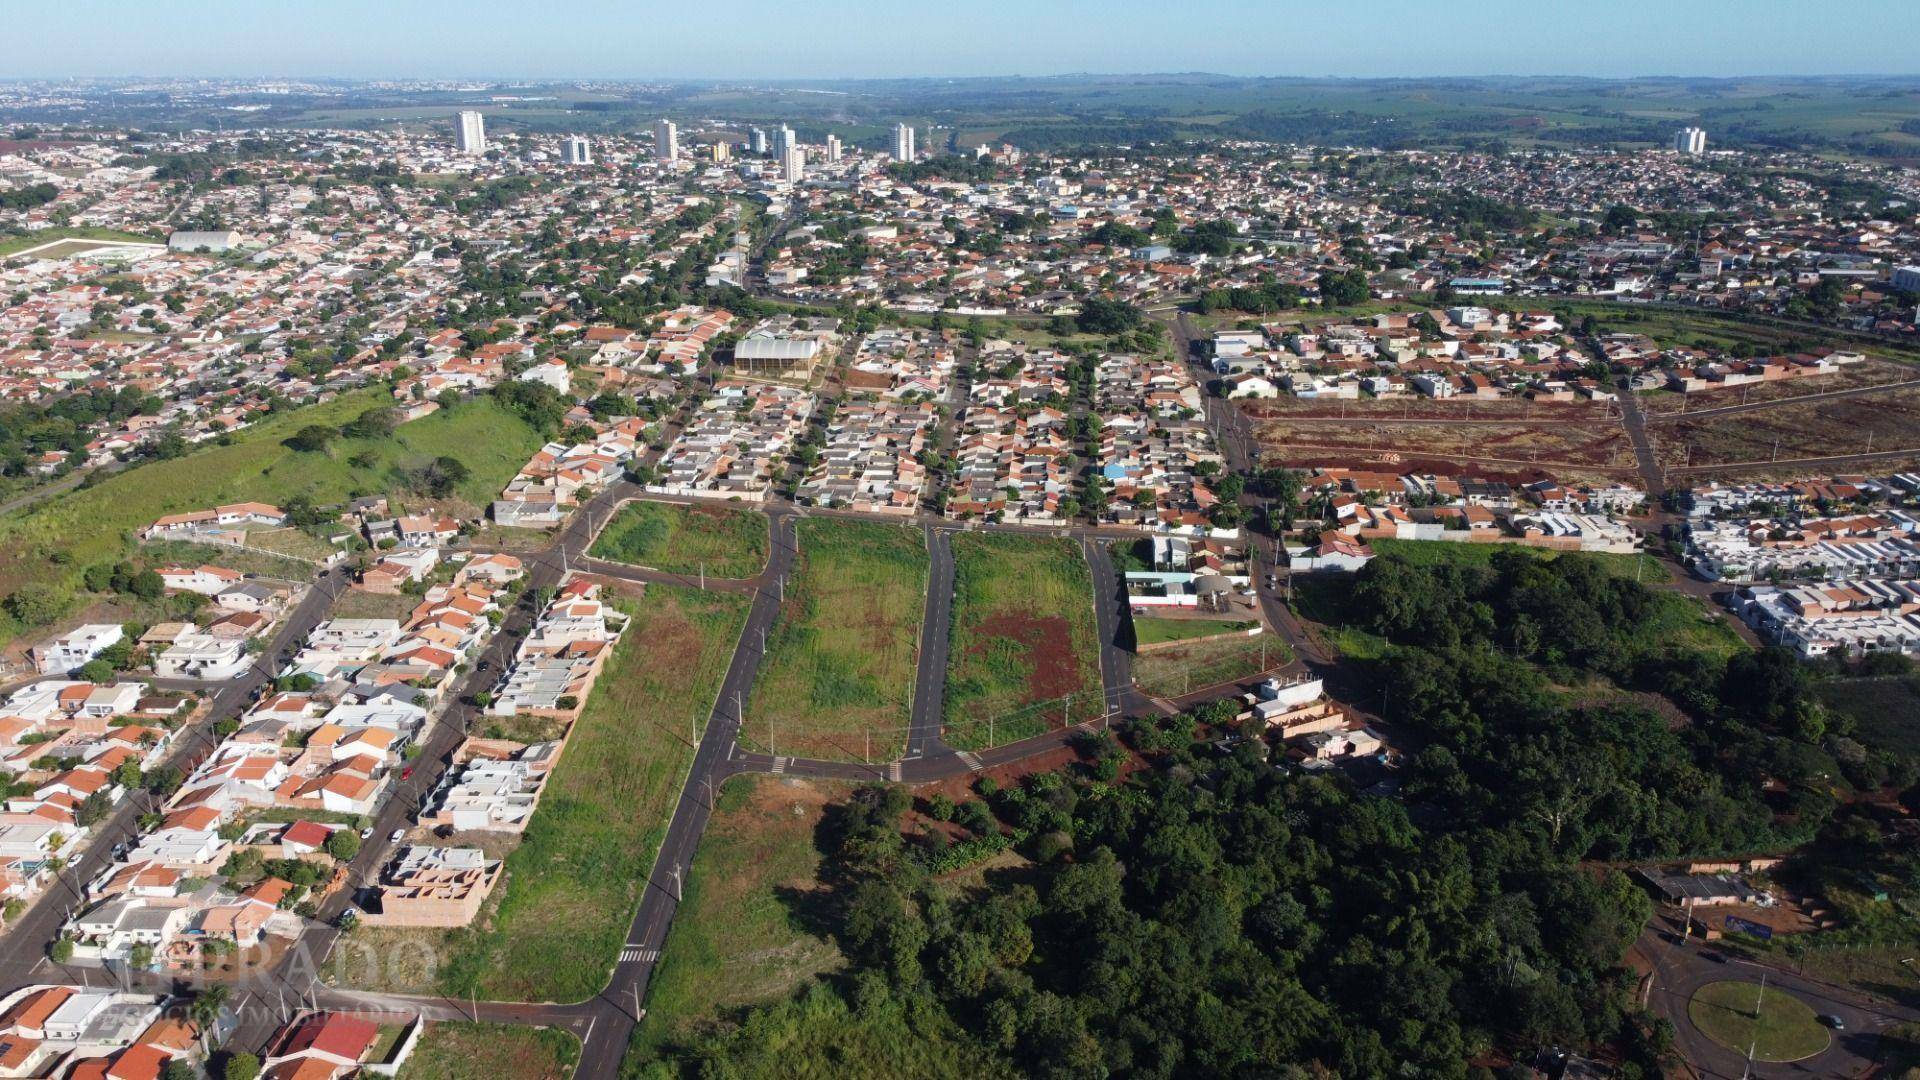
0 391 545 648
1133 631 1288 699
1132 617 1258 647
628 775 847 1065
943 533 1101 751
748 519 926 761
395 1022 579 1080
430 585 749 1002
591 500 769 579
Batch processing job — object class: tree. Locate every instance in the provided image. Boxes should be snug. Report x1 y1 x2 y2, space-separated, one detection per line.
128 568 166 601
77 659 116 684
1076 297 1142 336
284 425 336 453
325 829 361 862
3 584 69 627
49 936 73 963
223 1053 261 1080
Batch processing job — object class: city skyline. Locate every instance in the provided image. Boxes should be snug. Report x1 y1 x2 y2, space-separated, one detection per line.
11 0 1920 80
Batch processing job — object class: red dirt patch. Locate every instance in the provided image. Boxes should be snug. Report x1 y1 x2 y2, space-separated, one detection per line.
969 612 1080 702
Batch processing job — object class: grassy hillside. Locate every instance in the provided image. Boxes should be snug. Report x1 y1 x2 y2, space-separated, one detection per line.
0 391 545 646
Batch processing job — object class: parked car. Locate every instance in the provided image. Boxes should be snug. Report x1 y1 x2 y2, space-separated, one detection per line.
388 828 405 844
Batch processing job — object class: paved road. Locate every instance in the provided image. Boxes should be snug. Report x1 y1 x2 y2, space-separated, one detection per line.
1637 919 1920 1077
570 507 799 1080
0 566 351 991
907 524 956 760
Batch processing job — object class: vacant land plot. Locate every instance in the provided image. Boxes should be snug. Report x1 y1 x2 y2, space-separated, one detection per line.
943 533 1101 750
0 227 158 259
1133 616 1259 647
1640 358 1911 417
591 500 769 579
1134 632 1287 698
395 1022 579 1080
1368 538 1671 583
1254 417 1637 484
135 540 314 582
629 775 847 1064
0 392 545 648
749 519 926 761
1242 396 1614 423
426 586 748 1002
1667 385 1920 474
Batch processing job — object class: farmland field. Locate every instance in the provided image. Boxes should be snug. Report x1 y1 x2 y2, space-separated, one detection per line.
943 533 1101 750
0 391 545 649
748 518 927 761
628 775 847 1065
426 585 748 1002
590 500 768 579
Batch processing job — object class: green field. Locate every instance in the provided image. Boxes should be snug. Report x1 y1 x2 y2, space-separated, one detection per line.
0 391 545 647
395 1022 579 1080
1132 616 1258 646
431 586 749 1002
748 519 927 761
591 500 769 579
1687 980 1830 1063
628 775 846 1065
1134 631 1287 698
0 227 159 258
1367 537 1671 583
943 533 1101 750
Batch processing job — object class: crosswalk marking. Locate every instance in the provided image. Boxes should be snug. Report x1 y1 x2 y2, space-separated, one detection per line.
620 946 660 964
886 762 902 782
770 756 788 775
958 751 985 774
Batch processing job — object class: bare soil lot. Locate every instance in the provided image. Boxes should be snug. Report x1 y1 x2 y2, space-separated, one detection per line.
1254 417 1639 484
1666 385 1920 473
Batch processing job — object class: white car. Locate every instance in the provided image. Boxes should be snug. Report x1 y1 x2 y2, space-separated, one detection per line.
388 828 406 844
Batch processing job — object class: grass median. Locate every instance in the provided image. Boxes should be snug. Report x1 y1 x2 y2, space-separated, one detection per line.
942 533 1101 750
748 519 927 761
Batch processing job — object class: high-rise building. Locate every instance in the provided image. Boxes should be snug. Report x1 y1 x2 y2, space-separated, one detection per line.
1674 127 1707 155
892 122 916 162
824 134 843 163
749 128 768 156
564 136 593 166
773 124 796 159
782 144 805 183
710 140 732 163
455 110 487 155
1893 265 1920 293
654 119 679 163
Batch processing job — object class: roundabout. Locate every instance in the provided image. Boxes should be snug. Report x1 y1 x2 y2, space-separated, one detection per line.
1687 979 1832 1063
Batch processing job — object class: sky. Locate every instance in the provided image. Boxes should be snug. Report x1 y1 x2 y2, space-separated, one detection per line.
11 0 1920 81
